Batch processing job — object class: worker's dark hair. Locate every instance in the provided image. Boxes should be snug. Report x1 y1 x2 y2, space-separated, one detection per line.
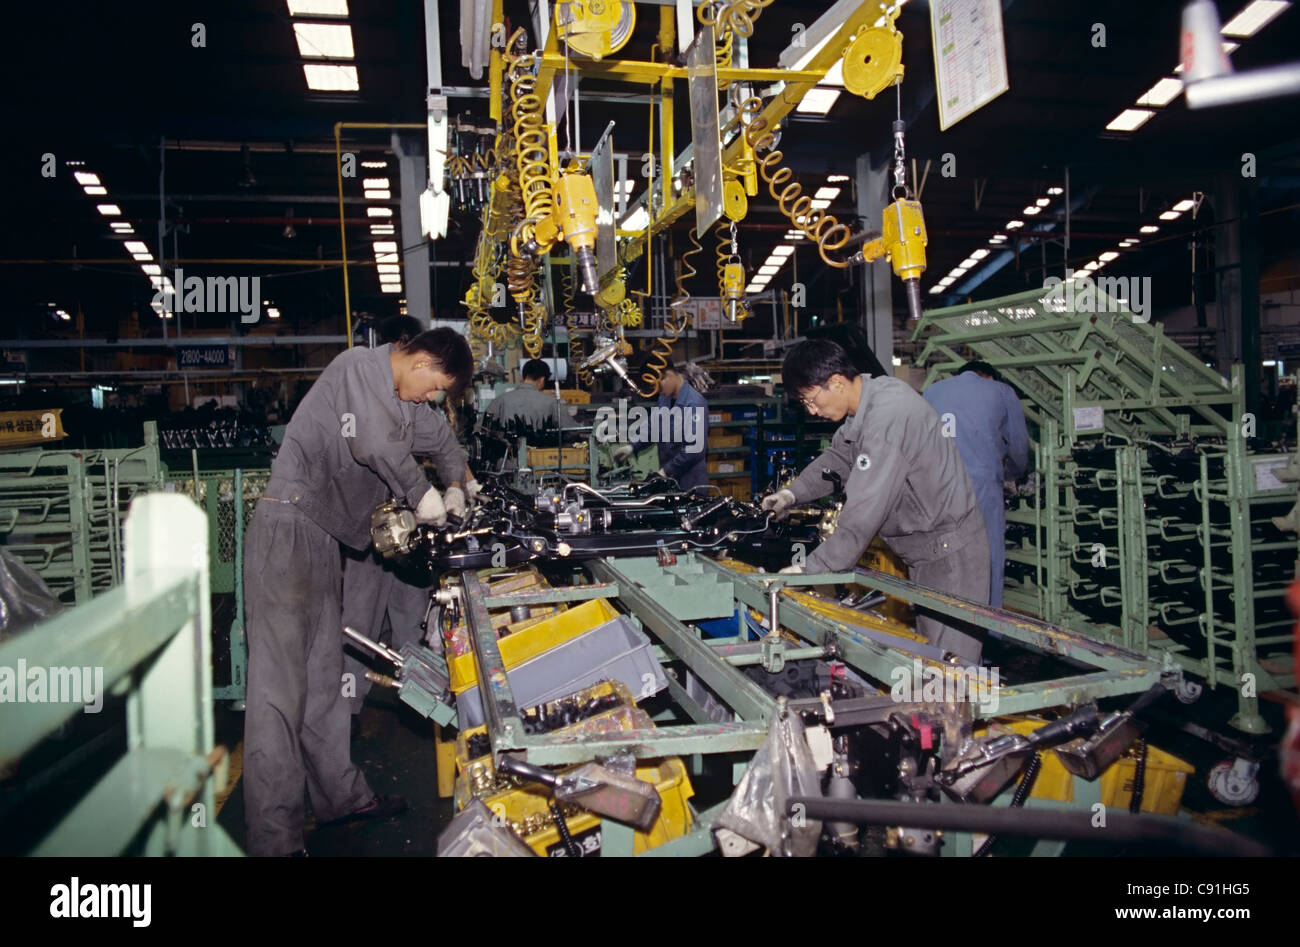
958 360 1002 382
380 315 425 347
521 358 551 382
782 339 859 397
804 322 888 378
405 328 473 395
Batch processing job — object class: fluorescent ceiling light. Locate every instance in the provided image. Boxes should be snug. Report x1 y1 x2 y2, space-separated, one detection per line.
1221 1 1291 37
809 199 832 210
827 174 851 183
1047 187 1064 196
618 180 636 196
1035 198 1051 207
83 185 107 196
1140 225 1159 233
771 245 795 257
75 172 101 186
1137 77 1184 107
813 187 841 201
96 204 121 216
1106 108 1155 132
364 189 391 200
287 0 349 14
1083 261 1101 271
1173 199 1196 212
784 231 806 240
960 257 978 268
132 252 153 261
141 264 161 275
372 241 398 252
123 241 149 254
1174 41 1240 72
367 207 393 217
746 284 766 293
1023 205 1041 216
1159 210 1181 220
1006 220 1024 230
758 265 779 276
293 22 354 59
929 285 947 294
990 234 1007 243
1100 251 1120 262
267 307 281 319
620 206 649 230
363 178 390 189
376 264 401 274
949 266 969 277
795 89 841 115
381 284 403 294
110 221 132 230
361 160 387 169
370 225 395 234
149 276 165 288
970 248 990 260
303 63 359 92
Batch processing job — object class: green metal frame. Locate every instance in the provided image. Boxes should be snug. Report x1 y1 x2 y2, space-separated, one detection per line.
913 286 1298 732
0 492 241 855
459 552 1167 856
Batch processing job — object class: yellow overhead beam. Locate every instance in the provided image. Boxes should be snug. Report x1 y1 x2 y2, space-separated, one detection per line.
538 53 827 86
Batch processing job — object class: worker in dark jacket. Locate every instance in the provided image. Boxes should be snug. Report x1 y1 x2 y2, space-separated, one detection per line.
923 361 1029 607
614 362 710 492
763 340 989 661
242 328 472 856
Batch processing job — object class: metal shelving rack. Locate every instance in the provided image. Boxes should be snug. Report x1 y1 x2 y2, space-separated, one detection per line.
915 286 1297 732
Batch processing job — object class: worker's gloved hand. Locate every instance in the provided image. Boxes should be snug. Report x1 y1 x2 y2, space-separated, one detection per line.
465 479 483 504
779 564 804 575
415 486 447 527
613 444 634 463
761 488 796 520
443 485 467 519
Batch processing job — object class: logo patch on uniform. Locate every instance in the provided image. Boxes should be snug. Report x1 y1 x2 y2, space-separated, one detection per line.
855 452 871 471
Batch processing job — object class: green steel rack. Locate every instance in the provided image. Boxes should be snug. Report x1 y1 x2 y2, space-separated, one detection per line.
914 286 1298 732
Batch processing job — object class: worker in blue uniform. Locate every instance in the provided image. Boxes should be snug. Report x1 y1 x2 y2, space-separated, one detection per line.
922 361 1030 607
242 327 472 856
763 340 990 662
614 361 710 492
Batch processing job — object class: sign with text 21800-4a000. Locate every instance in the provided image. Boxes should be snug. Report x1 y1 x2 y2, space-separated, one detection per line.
177 345 232 368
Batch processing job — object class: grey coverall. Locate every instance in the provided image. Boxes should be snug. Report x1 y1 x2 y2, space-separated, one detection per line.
243 343 464 856
923 373 1030 607
631 380 710 492
788 374 991 662
342 403 467 714
483 384 576 431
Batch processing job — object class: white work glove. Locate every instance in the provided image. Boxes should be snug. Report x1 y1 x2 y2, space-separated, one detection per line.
443 485 467 519
415 486 447 527
613 444 634 463
779 564 804 575
654 468 666 478
465 479 483 503
761 488 796 519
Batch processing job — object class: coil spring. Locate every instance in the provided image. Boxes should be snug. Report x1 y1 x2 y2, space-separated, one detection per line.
714 221 751 321
562 266 594 388
639 231 702 395
506 30 554 232
698 2 734 89
740 96 853 268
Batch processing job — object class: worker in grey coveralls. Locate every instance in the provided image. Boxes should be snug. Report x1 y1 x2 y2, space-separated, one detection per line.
482 358 577 433
342 316 477 717
922 361 1029 607
613 362 710 492
763 340 990 662
242 327 473 856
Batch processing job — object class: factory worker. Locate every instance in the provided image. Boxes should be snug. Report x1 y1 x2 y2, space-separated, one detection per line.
242 327 473 856
922 361 1030 607
342 316 476 720
614 361 710 492
481 358 577 433
763 340 990 662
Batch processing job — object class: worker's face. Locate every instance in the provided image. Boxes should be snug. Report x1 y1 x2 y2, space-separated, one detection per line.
660 371 681 398
396 355 455 404
797 374 853 422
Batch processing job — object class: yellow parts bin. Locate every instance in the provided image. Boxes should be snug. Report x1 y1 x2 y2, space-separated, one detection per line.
982 717 1195 815
447 597 620 693
527 443 589 470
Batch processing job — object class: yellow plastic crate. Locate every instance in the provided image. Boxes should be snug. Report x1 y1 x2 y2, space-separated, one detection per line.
476 756 695 857
980 717 1194 814
558 388 591 404
447 596 619 693
528 444 589 469
708 433 743 448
